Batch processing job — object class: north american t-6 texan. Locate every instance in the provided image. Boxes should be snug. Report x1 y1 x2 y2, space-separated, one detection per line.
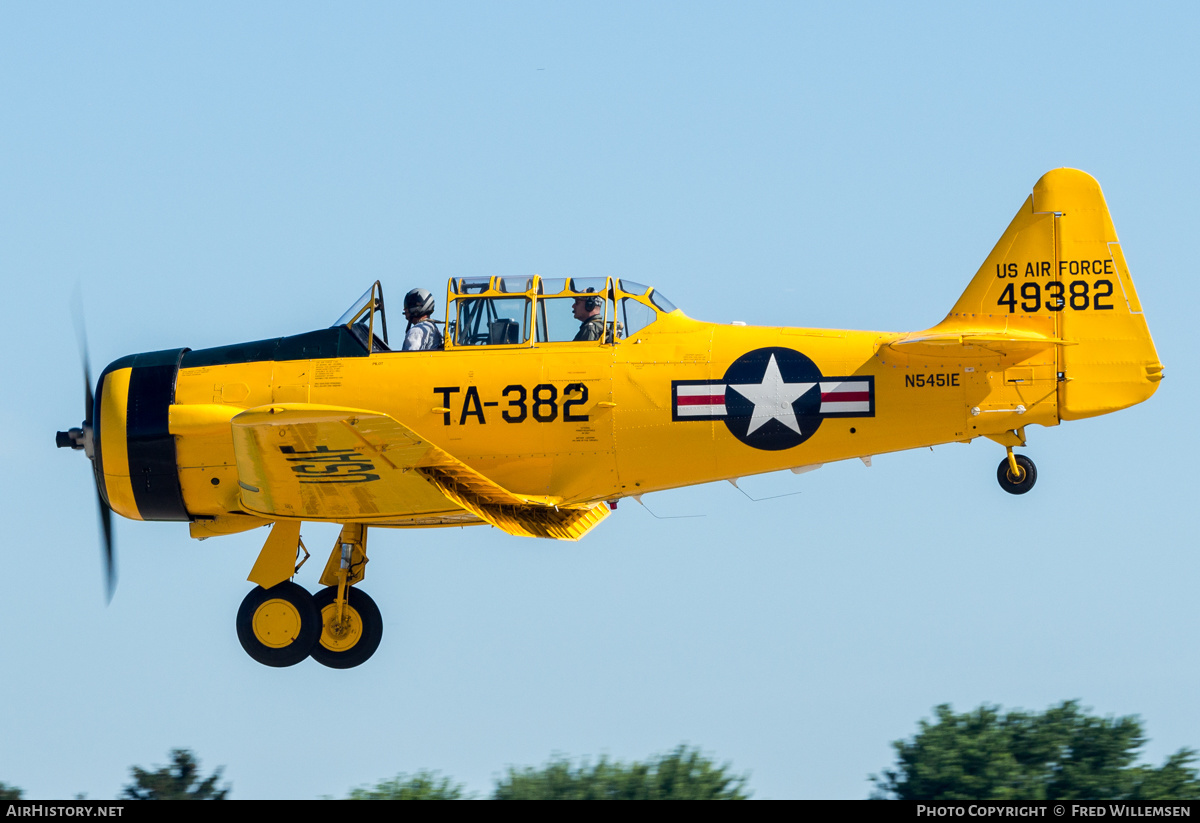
58 168 1162 669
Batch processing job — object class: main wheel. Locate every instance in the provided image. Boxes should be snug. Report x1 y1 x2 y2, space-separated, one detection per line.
310 586 383 669
236 582 320 667
997 454 1037 495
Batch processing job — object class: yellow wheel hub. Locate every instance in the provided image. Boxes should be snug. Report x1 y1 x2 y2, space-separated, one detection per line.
252 598 304 648
319 603 363 652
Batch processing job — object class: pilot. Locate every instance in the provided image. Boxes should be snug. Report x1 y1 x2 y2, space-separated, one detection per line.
572 290 605 342
401 288 444 351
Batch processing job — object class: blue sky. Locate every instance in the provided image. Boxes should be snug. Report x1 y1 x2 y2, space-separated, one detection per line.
2 2 1197 799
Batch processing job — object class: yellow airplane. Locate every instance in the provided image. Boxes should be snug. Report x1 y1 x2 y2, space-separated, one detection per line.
57 168 1162 669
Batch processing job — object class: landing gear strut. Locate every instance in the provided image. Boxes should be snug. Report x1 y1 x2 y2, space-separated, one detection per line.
996 448 1037 495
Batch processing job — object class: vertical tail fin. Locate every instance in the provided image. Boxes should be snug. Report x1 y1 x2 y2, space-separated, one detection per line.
934 169 1162 420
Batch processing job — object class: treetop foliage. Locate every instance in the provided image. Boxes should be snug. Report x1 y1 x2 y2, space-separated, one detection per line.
121 749 229 801
0 782 21 800
492 745 749 800
872 701 1200 801
346 745 749 800
347 771 467 800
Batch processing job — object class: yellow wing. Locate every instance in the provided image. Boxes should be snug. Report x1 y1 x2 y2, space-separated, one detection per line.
229 403 609 541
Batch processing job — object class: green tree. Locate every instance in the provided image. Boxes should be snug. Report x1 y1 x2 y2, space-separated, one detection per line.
121 749 229 800
347 771 467 800
872 701 1200 800
493 746 749 800
0 782 21 800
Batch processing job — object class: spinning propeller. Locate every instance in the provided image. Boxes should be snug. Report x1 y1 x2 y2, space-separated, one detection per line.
56 309 116 602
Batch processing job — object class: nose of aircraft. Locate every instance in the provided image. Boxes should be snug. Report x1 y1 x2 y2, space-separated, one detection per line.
90 348 192 524
55 346 115 600
58 346 194 601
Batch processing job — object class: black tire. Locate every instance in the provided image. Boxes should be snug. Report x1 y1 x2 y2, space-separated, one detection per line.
310 586 384 669
236 582 320 668
997 454 1037 495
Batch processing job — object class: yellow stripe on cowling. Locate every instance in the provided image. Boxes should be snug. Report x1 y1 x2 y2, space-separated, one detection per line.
99 367 141 521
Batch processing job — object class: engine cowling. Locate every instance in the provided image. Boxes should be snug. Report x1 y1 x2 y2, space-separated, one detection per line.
94 348 192 522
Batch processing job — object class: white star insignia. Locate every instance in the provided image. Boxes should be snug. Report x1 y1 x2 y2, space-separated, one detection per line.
728 353 816 435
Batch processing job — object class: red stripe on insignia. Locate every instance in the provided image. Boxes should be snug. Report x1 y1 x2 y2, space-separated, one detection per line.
677 394 726 406
821 392 870 402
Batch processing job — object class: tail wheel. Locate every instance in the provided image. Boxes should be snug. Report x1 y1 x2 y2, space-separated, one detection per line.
311 586 383 669
236 582 320 667
997 454 1037 495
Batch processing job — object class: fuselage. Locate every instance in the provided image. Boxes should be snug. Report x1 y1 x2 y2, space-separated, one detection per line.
92 309 1065 526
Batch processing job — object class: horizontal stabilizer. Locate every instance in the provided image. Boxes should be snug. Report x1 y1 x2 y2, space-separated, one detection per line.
887 329 1070 359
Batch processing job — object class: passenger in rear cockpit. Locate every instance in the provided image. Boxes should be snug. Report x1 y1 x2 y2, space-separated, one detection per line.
572 289 605 342
402 288 444 351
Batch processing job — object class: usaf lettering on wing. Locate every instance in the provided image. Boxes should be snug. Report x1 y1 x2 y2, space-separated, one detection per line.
281 445 380 484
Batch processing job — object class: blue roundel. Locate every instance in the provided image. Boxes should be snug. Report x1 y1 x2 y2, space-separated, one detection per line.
721 347 825 451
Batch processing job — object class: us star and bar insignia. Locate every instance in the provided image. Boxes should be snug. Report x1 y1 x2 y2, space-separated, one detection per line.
672 347 875 451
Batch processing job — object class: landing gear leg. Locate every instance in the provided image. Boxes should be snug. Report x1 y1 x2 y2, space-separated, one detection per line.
311 524 383 669
237 521 317 667
997 447 1037 495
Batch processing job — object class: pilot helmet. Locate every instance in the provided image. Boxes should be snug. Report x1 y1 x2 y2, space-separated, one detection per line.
404 288 435 318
